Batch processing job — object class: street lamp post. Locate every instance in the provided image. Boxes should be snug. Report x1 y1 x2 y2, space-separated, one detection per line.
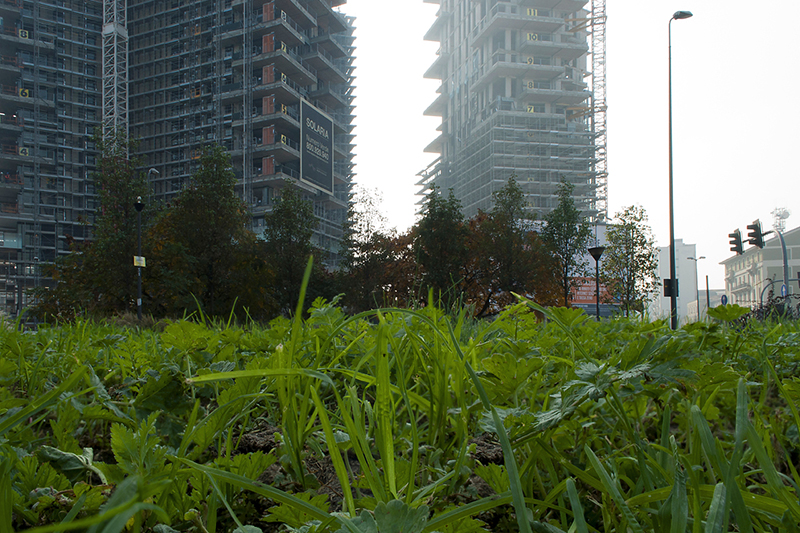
135 196 144 321
668 10 693 330
688 256 705 320
588 246 605 321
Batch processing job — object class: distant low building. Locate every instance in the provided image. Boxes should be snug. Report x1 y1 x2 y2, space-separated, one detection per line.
650 239 702 322
721 225 800 308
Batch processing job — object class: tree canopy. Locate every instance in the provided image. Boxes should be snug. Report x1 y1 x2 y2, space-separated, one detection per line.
541 180 592 306
601 205 659 317
413 186 468 305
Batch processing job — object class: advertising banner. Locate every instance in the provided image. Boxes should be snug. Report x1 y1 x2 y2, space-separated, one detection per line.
571 276 610 305
300 99 334 194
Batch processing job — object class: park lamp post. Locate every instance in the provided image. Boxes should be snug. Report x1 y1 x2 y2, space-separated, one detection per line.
135 196 144 321
588 246 605 321
688 255 705 320
667 10 693 330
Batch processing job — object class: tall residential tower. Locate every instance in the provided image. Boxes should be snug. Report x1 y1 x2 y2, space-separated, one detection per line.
127 0 355 261
0 0 356 315
418 0 605 220
0 0 104 314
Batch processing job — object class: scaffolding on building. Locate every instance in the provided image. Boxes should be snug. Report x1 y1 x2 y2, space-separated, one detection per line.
102 0 128 139
418 0 603 222
589 0 607 220
0 0 103 316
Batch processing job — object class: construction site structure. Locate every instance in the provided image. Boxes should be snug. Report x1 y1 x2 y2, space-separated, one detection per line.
0 0 356 317
128 0 356 261
418 0 607 222
0 0 104 315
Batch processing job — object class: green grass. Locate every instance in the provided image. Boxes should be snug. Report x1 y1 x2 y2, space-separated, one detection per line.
1 300 799 532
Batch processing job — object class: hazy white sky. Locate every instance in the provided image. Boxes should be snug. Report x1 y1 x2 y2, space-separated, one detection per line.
343 1 800 289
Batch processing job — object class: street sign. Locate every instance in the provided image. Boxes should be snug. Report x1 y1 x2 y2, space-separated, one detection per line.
721 295 728 305
133 256 146 267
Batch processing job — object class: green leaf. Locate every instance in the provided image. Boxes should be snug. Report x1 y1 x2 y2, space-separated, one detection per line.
704 483 726 533
37 446 107 485
0 366 87 438
110 412 166 477
565 478 588 533
373 500 429 533
474 463 510 494
706 304 749 322
336 510 378 533
584 446 644 533
264 491 330 529
668 437 687 533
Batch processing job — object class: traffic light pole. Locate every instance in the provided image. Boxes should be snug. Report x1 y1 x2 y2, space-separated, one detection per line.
770 229 790 299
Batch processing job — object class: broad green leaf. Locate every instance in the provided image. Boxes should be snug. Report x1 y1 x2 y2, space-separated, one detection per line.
37 446 107 485
264 491 329 528
706 304 750 322
373 500 429 533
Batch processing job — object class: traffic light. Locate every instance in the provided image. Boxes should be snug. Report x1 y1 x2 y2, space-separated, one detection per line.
746 220 765 248
729 229 743 255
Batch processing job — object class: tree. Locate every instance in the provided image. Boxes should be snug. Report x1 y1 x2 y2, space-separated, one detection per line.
540 180 592 306
34 129 149 318
462 176 560 316
262 184 321 313
601 205 659 317
413 186 468 304
146 145 272 318
339 188 418 312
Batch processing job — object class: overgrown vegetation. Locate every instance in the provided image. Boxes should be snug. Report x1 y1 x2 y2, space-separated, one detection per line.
3 291 799 532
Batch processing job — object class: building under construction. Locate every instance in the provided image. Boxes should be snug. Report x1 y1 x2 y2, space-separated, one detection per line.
0 0 355 316
418 0 606 221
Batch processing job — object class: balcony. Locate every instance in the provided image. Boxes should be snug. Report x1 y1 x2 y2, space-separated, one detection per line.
471 4 563 45
249 46 317 86
472 52 562 90
423 91 448 117
424 132 447 154
280 0 318 28
423 47 449 80
424 8 450 42
520 83 589 106
300 43 349 85
255 6 308 46
520 33 588 62
310 28 350 59
309 82 352 110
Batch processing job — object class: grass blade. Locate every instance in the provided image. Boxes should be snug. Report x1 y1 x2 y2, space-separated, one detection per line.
566 478 589 533
309 386 355 516
705 483 726 533
585 445 645 533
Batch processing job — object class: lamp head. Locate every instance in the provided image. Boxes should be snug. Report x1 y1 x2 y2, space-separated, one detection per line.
672 10 693 20
588 246 605 261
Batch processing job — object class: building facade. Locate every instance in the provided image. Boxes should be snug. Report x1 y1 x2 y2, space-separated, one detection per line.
127 0 355 261
650 239 701 323
0 0 104 314
0 0 355 316
418 0 602 220
721 225 800 308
